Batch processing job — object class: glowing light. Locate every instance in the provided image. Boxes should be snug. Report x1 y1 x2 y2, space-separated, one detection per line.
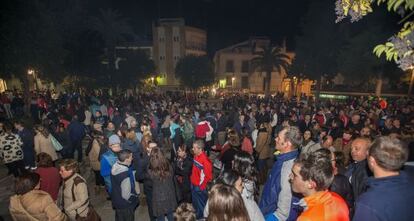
27 69 34 75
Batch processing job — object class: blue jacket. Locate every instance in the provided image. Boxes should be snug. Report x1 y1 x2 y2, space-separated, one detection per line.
111 161 138 209
100 150 118 193
68 120 85 142
353 172 414 221
259 150 300 221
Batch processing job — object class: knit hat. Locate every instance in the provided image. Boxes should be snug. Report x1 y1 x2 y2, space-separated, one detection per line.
108 134 121 146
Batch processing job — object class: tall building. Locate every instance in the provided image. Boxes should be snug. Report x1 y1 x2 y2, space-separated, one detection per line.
214 37 294 94
152 18 207 88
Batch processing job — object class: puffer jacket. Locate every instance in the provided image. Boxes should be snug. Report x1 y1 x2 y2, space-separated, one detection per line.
9 190 68 221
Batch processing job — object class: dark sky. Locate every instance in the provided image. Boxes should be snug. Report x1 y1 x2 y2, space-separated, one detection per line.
100 0 311 54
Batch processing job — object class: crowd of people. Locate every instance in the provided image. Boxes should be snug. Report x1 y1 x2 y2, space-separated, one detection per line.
0 89 413 221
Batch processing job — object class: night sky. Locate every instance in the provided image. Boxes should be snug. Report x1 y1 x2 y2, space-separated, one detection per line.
98 0 311 54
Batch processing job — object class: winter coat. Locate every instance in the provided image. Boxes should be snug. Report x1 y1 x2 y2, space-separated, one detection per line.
62 173 89 220
34 133 58 161
345 160 372 201
110 161 139 209
100 150 117 193
88 139 102 171
150 169 178 216
17 128 35 166
9 190 68 221
259 150 300 221
174 156 193 203
353 172 414 221
255 128 272 160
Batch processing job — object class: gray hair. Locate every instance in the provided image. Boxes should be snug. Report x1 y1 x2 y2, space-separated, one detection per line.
284 126 303 149
369 137 408 171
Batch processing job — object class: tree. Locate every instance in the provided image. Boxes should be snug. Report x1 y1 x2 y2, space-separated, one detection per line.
337 9 403 95
291 0 345 98
251 46 291 96
335 0 413 94
175 55 215 90
87 8 135 86
116 50 156 89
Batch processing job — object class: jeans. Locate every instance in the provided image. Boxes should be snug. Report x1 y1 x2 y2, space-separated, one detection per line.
191 185 208 219
156 211 173 221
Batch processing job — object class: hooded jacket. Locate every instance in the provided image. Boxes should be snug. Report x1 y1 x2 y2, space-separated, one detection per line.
110 161 138 209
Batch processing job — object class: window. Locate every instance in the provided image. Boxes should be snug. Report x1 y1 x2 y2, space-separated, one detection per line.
241 60 249 73
226 60 234 72
226 76 232 86
241 76 249 89
159 56 166 60
173 36 180 42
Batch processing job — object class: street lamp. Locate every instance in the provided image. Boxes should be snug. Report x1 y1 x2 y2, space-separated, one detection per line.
151 77 155 85
232 77 235 88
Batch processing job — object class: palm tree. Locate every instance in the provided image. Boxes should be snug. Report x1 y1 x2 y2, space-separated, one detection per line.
88 9 134 82
251 46 291 96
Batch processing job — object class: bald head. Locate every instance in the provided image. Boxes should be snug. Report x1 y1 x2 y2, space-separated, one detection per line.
351 138 371 162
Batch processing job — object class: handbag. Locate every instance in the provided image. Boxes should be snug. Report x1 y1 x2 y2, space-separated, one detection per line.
50 135 64 151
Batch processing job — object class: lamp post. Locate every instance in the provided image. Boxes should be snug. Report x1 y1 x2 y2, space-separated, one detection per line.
232 77 235 90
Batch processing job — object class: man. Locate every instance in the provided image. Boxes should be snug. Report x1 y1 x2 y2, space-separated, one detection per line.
190 139 212 219
14 120 35 169
111 149 139 221
290 149 349 221
67 115 86 162
345 138 372 202
353 137 414 221
101 134 122 194
260 126 302 221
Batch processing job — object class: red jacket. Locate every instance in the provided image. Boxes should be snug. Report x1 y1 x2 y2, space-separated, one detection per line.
195 121 210 139
190 152 212 190
298 191 349 221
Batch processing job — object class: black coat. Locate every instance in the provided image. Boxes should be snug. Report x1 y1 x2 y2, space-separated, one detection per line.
174 156 192 203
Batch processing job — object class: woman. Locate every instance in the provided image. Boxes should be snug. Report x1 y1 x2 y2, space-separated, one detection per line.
206 183 250 221
219 137 241 171
232 152 258 201
148 147 177 221
0 121 25 177
300 130 316 155
255 122 272 184
35 153 61 201
34 125 58 161
59 159 90 220
174 145 193 203
205 171 263 221
88 131 106 194
9 172 68 221
136 139 157 221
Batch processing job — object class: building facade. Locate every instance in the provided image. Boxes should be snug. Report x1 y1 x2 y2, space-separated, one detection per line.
213 37 293 94
152 18 207 87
